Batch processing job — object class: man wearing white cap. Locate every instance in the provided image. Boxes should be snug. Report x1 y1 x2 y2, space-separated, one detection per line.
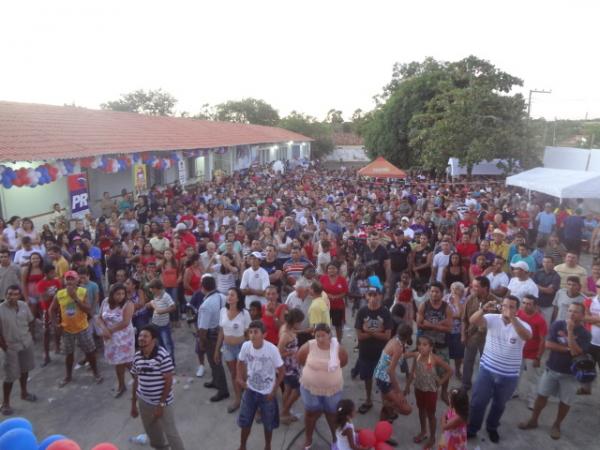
240 252 270 309
507 261 539 301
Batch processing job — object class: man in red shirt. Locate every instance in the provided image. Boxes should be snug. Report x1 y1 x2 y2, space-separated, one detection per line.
456 210 476 241
516 294 548 409
175 223 197 252
456 232 478 271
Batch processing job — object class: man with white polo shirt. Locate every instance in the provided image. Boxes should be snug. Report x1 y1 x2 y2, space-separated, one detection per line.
467 295 532 443
507 261 539 301
240 252 270 309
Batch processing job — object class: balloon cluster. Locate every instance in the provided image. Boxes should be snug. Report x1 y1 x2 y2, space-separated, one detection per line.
0 162 71 189
358 421 394 450
0 149 191 189
0 417 119 450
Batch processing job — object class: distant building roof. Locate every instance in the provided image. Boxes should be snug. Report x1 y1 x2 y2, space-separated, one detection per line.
332 131 364 146
324 147 370 162
0 101 312 161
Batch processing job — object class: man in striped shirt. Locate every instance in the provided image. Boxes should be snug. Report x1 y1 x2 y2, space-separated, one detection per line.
466 295 532 443
130 325 184 450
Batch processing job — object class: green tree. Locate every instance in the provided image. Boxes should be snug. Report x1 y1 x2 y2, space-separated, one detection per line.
278 111 334 160
325 109 344 125
192 103 216 121
101 89 177 116
215 98 279 126
361 56 540 173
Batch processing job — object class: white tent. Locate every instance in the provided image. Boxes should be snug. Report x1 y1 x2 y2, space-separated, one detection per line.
506 167 600 199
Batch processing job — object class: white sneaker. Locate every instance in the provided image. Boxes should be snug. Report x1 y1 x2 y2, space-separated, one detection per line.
196 365 205 377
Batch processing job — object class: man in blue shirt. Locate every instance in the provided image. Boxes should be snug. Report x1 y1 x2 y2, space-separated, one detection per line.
519 302 590 440
536 203 556 239
197 275 228 402
563 208 585 255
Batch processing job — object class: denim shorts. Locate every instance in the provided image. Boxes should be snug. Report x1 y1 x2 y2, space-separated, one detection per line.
300 385 342 414
237 388 279 432
376 378 393 395
284 374 300 390
221 342 243 362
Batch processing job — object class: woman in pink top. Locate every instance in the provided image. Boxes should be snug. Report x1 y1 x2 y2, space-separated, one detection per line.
297 323 348 450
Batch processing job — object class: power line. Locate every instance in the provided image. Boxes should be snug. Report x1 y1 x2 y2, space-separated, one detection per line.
527 88 552 118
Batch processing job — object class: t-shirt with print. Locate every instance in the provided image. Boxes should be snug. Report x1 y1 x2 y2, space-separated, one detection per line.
219 307 251 338
151 292 175 327
238 340 283 395
354 306 393 361
546 320 590 374
480 314 531 377
552 289 585 322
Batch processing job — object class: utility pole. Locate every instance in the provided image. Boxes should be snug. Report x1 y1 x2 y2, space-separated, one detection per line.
527 88 552 119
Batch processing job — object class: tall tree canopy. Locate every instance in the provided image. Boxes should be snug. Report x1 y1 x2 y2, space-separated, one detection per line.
101 89 177 116
214 98 280 126
360 56 540 173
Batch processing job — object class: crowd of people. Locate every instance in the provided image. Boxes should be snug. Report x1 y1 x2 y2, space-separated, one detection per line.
0 163 599 449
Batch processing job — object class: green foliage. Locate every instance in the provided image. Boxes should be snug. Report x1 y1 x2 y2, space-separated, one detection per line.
278 111 334 159
325 109 344 124
101 89 176 116
214 98 280 126
361 56 541 173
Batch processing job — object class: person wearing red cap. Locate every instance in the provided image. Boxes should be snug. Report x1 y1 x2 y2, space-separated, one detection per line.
49 270 102 387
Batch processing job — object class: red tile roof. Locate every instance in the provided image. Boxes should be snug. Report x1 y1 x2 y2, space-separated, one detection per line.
0 101 312 161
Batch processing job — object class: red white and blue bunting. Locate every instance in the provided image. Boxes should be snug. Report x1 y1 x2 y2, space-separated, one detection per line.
0 147 228 189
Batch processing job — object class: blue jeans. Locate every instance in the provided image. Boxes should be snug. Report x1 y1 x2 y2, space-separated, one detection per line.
165 287 180 321
238 389 279 432
468 366 519 434
156 324 175 365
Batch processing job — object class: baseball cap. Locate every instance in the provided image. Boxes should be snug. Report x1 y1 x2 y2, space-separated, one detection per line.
250 251 264 260
492 228 506 236
175 223 187 231
366 286 380 294
64 270 79 280
401 216 410 222
510 261 529 271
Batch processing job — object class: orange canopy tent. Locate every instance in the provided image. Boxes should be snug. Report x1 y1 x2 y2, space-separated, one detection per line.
357 156 407 179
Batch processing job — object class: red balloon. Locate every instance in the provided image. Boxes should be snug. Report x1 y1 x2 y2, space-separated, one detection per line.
375 442 394 450
91 444 119 450
358 429 376 448
374 420 393 442
47 439 82 450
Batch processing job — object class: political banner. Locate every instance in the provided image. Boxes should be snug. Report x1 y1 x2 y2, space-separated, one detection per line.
67 173 89 218
133 163 147 193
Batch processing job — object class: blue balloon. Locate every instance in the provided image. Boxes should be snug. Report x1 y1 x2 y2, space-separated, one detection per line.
37 434 66 450
0 417 33 437
0 428 36 450
2 179 12 189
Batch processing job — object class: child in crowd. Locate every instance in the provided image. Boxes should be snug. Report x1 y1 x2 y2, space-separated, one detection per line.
335 399 367 450
437 388 469 450
278 308 304 424
373 323 413 421
405 335 452 449
36 264 62 365
393 271 416 324
249 300 262 321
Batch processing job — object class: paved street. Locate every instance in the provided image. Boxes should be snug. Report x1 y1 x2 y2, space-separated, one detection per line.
4 309 599 450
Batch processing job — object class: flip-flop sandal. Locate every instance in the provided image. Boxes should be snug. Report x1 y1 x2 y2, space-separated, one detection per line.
21 394 37 402
113 387 126 398
227 404 240 414
413 434 428 444
59 378 72 388
358 403 373 414
1 406 13 416
94 376 104 384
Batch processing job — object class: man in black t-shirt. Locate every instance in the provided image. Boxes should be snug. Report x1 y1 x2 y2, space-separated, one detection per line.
360 231 391 286
385 229 412 306
354 287 392 414
261 244 284 293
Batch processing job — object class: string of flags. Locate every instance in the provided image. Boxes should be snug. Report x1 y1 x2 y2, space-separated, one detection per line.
0 147 228 189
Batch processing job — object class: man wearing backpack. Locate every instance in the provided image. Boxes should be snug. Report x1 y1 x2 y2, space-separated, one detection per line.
518 302 591 440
